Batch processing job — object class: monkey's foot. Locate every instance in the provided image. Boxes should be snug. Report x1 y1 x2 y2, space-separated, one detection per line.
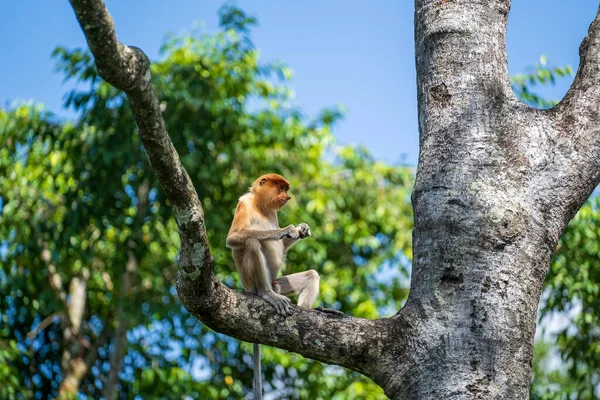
315 307 345 317
258 291 292 317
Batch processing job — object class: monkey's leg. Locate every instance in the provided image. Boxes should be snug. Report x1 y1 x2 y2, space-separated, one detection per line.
244 239 292 316
275 270 345 316
273 270 320 308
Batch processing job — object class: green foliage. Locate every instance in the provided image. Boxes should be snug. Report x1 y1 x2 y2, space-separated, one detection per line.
0 104 68 396
534 198 600 399
0 338 29 400
1 5 412 399
511 55 573 108
530 340 578 400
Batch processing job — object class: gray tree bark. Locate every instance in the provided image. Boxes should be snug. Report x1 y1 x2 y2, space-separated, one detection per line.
67 0 600 398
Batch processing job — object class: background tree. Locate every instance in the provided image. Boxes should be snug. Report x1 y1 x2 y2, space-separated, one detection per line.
532 196 600 399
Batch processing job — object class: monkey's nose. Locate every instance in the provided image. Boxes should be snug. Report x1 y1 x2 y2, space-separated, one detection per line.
286 195 291 201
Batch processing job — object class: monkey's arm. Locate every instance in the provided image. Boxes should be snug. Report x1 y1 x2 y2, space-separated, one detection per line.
226 225 298 249
283 223 311 251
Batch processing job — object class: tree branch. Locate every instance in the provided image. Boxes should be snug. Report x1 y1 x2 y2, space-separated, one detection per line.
59 323 109 397
546 5 600 209
26 312 62 339
67 0 398 378
178 276 406 377
85 325 109 373
105 251 136 400
41 243 68 306
557 5 600 117
66 268 90 336
519 6 600 233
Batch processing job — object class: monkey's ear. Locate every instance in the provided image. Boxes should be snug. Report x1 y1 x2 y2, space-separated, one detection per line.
259 178 268 186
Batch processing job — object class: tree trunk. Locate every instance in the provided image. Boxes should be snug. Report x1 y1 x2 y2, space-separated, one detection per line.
68 0 600 398
104 256 134 400
389 1 547 397
46 251 104 398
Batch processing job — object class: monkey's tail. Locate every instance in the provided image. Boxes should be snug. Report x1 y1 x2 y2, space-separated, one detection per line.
253 343 262 400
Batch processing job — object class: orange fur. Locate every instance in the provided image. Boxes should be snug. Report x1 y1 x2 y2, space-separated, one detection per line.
228 173 292 233
229 201 250 232
252 174 291 211
251 173 290 192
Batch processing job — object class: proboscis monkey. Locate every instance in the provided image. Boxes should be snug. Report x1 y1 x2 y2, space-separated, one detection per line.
226 173 319 316
226 173 340 399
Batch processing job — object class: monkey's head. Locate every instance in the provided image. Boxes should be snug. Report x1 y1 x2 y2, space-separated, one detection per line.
252 174 291 210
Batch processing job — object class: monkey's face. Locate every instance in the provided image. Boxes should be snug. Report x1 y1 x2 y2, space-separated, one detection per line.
254 174 292 210
271 184 291 210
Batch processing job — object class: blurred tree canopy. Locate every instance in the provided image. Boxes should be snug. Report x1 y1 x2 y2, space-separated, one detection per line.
0 6 412 399
531 196 600 400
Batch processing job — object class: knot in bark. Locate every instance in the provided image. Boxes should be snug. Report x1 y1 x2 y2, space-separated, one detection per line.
96 45 151 93
491 208 522 249
429 83 452 107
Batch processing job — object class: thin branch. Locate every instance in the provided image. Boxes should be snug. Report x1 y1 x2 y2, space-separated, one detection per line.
47 264 67 303
41 242 68 305
84 325 109 377
66 0 398 376
26 312 62 339
66 268 90 336
59 323 109 397
105 180 150 399
105 250 136 400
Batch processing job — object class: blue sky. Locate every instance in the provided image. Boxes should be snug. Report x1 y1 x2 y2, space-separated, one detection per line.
1 1 598 165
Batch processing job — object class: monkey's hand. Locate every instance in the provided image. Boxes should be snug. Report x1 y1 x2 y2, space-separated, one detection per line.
296 223 311 239
258 290 292 316
280 225 299 240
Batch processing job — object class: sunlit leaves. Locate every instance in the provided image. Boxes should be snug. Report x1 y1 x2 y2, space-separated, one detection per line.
535 198 600 399
511 55 573 109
